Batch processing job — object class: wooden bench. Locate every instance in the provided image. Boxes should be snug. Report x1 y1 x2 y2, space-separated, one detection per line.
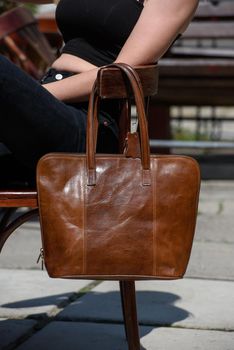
0 64 158 350
0 6 55 79
148 0 234 153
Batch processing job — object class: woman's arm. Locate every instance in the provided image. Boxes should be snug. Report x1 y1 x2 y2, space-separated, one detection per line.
116 0 199 65
43 0 199 102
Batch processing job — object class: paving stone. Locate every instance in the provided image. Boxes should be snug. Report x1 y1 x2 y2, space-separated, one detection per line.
58 279 234 331
16 321 128 350
222 200 234 215
0 318 37 350
195 214 234 244
200 181 234 201
186 241 234 280
15 321 234 350
141 327 234 350
198 200 221 215
0 221 41 270
0 269 91 319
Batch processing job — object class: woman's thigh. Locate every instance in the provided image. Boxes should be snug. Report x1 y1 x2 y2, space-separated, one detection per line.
0 54 87 169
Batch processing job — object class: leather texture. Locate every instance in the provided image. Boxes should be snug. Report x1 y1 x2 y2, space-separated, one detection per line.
37 63 200 280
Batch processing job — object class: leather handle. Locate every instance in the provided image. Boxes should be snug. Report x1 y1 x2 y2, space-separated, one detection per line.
86 63 151 186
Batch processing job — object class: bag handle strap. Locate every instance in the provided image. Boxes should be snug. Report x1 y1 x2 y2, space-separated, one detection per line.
86 63 151 186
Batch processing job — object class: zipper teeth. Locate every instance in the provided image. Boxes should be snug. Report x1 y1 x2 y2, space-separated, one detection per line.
40 248 44 258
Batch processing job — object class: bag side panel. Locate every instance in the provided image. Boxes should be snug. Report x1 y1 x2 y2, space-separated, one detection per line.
37 155 86 277
154 157 200 278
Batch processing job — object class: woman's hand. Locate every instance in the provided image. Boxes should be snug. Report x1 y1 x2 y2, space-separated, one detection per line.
115 0 199 65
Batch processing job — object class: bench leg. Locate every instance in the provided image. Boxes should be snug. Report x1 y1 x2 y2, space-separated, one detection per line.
0 208 17 232
119 280 140 350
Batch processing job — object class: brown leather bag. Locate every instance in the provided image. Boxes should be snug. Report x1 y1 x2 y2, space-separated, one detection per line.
37 63 200 280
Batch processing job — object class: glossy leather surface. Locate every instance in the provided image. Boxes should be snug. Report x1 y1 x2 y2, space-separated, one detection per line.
37 153 200 279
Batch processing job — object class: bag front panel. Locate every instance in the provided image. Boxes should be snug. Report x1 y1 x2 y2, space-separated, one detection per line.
37 153 200 279
84 157 154 276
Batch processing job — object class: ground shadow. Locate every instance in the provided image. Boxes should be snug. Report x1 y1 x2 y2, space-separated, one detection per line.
0 318 153 350
1 289 190 349
3 290 189 325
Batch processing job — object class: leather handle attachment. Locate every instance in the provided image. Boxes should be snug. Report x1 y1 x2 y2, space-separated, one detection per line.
86 63 151 186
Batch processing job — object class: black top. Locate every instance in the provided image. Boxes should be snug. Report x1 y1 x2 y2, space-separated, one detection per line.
56 0 144 66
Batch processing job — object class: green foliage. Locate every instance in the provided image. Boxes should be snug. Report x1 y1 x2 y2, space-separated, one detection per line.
24 3 37 14
172 126 210 141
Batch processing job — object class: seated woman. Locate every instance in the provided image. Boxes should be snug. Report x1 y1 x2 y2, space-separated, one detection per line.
0 0 198 186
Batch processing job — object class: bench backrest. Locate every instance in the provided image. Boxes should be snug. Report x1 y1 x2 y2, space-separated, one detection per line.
169 1 234 58
0 6 55 78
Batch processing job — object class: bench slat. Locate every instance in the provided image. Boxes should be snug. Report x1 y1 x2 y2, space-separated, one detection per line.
195 2 234 18
183 22 234 39
171 47 234 58
97 65 158 99
159 59 234 77
0 190 37 208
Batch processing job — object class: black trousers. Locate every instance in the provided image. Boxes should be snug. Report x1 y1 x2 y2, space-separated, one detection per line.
0 55 118 186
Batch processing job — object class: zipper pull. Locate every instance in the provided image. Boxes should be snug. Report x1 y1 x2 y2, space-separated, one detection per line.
37 248 44 270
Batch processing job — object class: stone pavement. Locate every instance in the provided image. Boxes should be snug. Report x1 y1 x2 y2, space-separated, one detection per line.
0 181 234 349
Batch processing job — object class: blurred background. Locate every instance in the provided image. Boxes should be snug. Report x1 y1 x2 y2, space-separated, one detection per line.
0 0 234 179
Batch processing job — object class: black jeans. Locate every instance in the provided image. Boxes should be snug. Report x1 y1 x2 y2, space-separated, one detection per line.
0 55 119 186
